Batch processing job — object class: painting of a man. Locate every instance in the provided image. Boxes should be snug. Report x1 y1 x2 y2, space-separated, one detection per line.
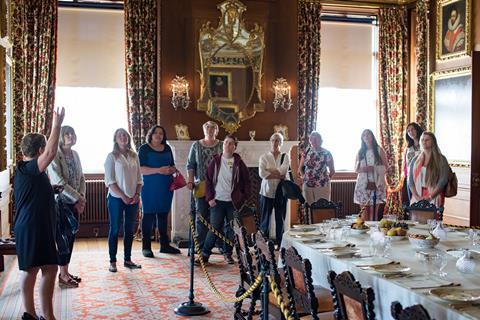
209 73 231 100
441 1 466 55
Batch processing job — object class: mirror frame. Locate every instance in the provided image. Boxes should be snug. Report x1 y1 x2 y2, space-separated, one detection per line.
197 0 265 133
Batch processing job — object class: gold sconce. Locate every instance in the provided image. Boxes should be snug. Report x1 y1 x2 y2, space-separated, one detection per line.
171 76 191 110
272 78 292 112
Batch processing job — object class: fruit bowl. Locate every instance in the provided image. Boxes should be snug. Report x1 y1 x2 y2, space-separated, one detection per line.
385 235 407 241
350 227 370 235
408 234 440 249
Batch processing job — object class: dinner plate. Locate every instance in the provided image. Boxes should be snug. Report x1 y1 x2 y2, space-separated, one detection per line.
429 288 480 303
290 226 317 233
352 257 393 267
311 241 350 250
290 231 323 238
369 264 411 274
324 248 359 258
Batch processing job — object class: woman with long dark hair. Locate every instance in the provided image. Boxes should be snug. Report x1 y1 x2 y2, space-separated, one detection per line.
139 125 181 257
403 123 424 201
104 128 143 272
409 132 449 206
353 129 388 221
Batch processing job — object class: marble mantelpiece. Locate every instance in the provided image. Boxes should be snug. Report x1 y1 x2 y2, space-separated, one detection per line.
168 140 299 242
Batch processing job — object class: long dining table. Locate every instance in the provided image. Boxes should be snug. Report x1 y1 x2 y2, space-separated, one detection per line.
281 224 480 320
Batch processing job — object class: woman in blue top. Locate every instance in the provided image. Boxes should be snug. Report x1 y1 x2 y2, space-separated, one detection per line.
139 125 181 256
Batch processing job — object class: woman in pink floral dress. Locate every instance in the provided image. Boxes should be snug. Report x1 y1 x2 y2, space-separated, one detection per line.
298 131 335 205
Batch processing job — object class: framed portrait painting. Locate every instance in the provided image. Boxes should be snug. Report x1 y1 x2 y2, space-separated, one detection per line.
209 71 232 101
436 0 471 62
430 67 471 166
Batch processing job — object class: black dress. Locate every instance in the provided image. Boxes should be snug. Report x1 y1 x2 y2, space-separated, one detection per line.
14 159 58 270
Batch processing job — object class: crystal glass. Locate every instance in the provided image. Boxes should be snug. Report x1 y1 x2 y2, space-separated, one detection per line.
469 229 480 247
432 221 448 241
431 253 448 278
427 219 437 231
416 251 436 276
248 130 256 141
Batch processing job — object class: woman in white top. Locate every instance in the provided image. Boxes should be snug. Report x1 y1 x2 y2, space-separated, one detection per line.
258 133 290 244
104 128 143 272
354 129 388 221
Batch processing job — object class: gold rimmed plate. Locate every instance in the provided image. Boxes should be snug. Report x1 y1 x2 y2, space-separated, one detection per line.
369 264 411 275
430 288 480 303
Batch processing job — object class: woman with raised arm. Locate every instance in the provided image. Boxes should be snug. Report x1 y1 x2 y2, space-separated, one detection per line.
354 129 388 221
104 128 143 272
14 107 65 320
47 126 85 288
408 132 449 206
139 125 180 257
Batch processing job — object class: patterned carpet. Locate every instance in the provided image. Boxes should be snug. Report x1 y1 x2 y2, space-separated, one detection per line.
0 245 243 319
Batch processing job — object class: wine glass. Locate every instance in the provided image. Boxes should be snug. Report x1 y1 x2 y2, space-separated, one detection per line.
249 130 256 141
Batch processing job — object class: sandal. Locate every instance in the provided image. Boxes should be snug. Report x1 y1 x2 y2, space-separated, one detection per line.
59 275 79 288
124 261 142 269
69 273 82 283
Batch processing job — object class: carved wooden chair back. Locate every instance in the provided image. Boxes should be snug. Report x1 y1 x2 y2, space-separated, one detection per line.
253 230 281 284
307 198 342 224
403 200 444 223
280 246 319 320
327 270 375 320
233 218 260 319
391 301 432 320
235 206 259 237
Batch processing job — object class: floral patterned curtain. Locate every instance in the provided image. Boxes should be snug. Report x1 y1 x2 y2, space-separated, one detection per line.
298 0 321 150
11 0 57 160
379 7 409 215
124 0 157 149
415 0 429 130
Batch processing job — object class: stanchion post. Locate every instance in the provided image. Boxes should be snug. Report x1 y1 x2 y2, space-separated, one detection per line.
174 193 209 316
261 261 269 320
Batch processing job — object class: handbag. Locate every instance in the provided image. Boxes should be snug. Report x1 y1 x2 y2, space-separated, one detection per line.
445 167 458 198
193 180 206 198
169 170 187 191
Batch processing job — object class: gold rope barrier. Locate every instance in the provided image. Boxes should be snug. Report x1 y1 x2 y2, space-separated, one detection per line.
443 223 480 230
189 216 263 303
197 214 235 247
269 275 294 320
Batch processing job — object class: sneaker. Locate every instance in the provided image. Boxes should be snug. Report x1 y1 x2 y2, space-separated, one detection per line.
224 254 235 265
142 249 154 258
124 261 142 269
160 244 181 254
58 275 79 288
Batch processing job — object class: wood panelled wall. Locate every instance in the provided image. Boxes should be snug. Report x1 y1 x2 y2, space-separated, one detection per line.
158 0 298 141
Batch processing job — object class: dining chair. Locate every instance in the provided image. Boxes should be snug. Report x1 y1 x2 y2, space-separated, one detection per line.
254 230 285 319
327 270 375 320
235 206 259 238
307 198 343 224
403 200 444 223
233 219 260 320
391 301 432 320
280 246 334 320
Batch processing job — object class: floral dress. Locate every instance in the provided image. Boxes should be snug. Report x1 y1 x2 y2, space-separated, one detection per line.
354 148 386 205
303 148 333 187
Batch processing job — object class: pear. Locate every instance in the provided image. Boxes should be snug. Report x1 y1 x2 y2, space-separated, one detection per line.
387 229 397 236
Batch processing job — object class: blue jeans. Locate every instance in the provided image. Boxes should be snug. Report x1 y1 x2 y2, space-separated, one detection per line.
202 200 235 257
259 195 287 244
107 195 138 263
194 197 225 251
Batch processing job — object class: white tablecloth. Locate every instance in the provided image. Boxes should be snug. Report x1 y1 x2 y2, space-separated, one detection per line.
281 226 480 320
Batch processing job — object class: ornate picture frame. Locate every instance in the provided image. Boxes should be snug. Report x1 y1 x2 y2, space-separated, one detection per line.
436 0 471 62
209 71 232 101
430 66 471 167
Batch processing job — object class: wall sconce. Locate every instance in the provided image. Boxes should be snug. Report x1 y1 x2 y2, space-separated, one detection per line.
171 76 190 110
272 78 292 112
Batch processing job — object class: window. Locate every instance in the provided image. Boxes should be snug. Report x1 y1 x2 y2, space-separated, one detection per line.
55 7 127 173
316 18 379 171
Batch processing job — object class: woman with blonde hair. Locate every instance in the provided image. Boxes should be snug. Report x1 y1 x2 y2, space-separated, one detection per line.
47 126 85 288
408 132 449 206
104 128 143 272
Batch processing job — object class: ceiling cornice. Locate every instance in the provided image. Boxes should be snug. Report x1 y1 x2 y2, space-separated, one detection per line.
311 0 417 7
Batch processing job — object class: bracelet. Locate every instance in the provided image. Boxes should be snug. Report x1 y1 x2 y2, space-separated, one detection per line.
187 181 194 185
